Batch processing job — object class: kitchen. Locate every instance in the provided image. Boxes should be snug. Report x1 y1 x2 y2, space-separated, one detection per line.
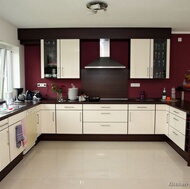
1 0 190 188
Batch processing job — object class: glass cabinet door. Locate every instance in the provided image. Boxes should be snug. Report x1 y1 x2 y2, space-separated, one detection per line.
41 39 58 78
153 39 167 78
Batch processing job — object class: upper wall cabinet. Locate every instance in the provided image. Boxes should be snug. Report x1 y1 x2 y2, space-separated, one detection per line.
130 39 170 79
40 39 80 79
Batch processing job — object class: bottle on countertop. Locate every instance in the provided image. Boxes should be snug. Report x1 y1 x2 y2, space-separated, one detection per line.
162 87 166 100
171 87 176 100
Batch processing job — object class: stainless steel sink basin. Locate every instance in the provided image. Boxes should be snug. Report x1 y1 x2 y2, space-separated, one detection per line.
0 104 26 115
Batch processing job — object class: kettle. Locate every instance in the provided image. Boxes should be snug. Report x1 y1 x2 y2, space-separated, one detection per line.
140 91 147 100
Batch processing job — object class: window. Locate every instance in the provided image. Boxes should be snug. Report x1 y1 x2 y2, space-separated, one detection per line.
0 44 13 100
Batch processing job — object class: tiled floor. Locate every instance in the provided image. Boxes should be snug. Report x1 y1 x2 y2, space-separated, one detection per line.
0 141 190 189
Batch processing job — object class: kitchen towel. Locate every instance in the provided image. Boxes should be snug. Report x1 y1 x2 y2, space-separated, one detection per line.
21 119 27 148
15 125 24 148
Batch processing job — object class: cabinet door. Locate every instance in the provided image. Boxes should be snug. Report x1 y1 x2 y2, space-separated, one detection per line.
59 39 80 78
128 111 155 134
57 110 82 134
155 110 169 135
153 39 170 79
41 39 59 79
41 110 56 133
130 39 152 78
9 121 25 161
0 128 10 171
36 110 42 137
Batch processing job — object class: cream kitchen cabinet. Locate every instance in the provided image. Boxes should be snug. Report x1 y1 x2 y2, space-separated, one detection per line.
58 39 80 79
168 107 186 150
83 104 128 134
0 119 10 171
41 39 80 79
24 107 37 154
56 104 82 134
36 105 42 137
41 104 56 133
128 104 155 134
130 39 170 79
155 104 169 135
9 111 26 161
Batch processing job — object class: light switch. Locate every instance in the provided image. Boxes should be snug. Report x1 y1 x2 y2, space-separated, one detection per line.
131 83 140 87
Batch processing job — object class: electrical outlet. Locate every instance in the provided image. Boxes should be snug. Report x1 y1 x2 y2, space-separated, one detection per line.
37 83 47 87
131 83 140 87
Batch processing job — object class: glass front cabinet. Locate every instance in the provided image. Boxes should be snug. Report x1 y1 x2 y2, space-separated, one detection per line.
130 39 170 79
41 39 80 79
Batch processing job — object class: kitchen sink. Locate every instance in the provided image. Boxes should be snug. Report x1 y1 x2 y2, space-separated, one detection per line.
0 104 26 115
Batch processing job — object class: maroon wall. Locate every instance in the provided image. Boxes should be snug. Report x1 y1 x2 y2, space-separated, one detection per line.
24 34 190 101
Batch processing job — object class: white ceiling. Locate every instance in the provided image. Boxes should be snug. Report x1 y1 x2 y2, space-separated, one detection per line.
0 0 190 33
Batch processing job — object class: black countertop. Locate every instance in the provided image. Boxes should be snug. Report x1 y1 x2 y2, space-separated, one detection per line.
1 98 190 121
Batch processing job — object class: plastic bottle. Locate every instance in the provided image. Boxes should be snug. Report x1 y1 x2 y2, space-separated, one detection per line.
171 87 176 100
162 88 166 100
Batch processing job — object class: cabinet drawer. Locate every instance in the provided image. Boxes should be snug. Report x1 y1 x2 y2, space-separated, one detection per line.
41 104 55 110
83 104 127 110
35 105 41 112
83 123 127 134
156 104 169 111
83 111 127 122
129 104 155 110
168 126 185 150
56 104 82 110
0 119 8 130
170 107 186 119
169 114 186 135
9 111 26 125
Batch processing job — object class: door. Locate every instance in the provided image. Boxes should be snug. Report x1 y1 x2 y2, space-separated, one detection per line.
59 39 80 78
41 110 56 133
57 110 82 134
0 127 10 171
128 110 155 134
9 121 25 161
130 39 152 78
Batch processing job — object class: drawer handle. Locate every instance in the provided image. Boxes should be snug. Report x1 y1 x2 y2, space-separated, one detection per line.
101 125 110 127
101 107 110 109
172 131 178 136
173 117 179 121
0 123 8 127
64 106 75 108
101 113 110 115
137 106 147 108
173 111 179 114
7 130 10 145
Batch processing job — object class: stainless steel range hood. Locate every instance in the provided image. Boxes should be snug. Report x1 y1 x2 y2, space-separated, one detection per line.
85 39 126 68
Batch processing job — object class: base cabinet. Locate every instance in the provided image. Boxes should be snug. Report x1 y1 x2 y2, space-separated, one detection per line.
9 121 25 161
0 119 10 171
8 111 26 161
168 107 186 150
155 105 169 135
128 105 155 134
41 105 56 134
56 105 82 134
83 104 128 134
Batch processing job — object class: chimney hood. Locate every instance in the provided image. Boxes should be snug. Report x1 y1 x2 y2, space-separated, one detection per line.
85 39 126 68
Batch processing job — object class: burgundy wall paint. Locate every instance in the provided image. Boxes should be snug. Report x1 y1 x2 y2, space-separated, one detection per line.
24 35 190 101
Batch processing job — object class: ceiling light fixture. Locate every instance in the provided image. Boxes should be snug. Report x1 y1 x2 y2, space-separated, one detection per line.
86 1 108 14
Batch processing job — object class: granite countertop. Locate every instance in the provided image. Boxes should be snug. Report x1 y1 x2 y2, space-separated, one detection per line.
1 98 190 121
